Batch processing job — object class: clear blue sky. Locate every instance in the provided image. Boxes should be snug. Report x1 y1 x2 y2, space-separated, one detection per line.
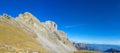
1 0 120 45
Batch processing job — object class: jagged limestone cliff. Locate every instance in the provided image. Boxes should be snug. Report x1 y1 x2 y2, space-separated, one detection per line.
0 12 76 53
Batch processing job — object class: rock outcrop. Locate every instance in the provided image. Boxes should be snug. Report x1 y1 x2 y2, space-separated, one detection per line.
44 20 57 31
0 12 76 53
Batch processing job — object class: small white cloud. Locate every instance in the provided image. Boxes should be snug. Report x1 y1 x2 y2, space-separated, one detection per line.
64 24 87 28
64 25 78 28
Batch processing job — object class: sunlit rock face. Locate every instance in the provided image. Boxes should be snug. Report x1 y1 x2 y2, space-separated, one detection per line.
16 12 46 33
0 12 76 53
44 20 57 32
16 12 41 27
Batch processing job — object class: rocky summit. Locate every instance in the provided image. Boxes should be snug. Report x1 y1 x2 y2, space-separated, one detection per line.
0 12 76 53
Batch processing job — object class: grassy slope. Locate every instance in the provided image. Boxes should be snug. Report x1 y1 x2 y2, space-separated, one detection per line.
74 50 102 53
0 21 48 53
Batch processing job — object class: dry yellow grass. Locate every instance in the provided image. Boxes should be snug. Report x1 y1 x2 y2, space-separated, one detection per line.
0 21 48 53
74 50 102 53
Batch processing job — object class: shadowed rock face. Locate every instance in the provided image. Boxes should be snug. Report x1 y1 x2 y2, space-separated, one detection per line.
0 12 76 53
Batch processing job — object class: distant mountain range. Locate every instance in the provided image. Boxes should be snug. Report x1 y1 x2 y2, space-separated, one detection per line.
104 48 120 52
86 44 120 51
73 42 98 51
73 42 120 52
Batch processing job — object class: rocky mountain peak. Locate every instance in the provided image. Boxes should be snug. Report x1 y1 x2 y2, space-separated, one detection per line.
1 13 12 19
24 12 32 15
0 12 77 53
16 12 41 28
44 20 58 31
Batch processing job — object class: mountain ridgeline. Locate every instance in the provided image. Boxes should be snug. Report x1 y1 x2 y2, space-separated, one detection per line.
73 42 120 52
0 12 76 53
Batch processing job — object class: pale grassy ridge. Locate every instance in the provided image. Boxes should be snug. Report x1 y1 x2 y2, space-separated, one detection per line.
0 21 48 53
74 50 102 53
